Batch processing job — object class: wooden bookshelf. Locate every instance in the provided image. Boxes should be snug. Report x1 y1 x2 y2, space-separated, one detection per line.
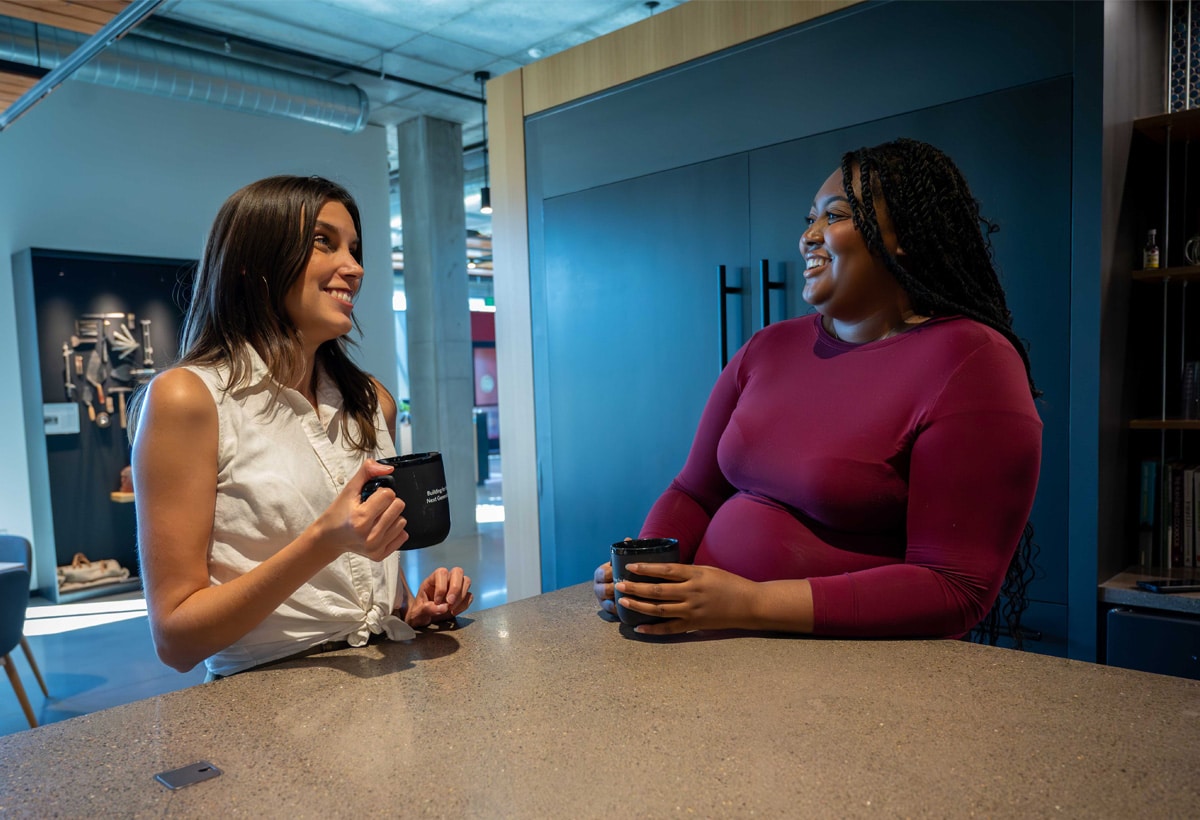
1121 108 1200 596
1134 107 1200 142
1132 264 1200 281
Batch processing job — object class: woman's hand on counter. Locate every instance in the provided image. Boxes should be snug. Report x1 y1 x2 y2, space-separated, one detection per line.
615 564 815 635
404 566 474 627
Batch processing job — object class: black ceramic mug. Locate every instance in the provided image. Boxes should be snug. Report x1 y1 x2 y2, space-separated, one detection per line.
361 452 451 550
610 538 680 626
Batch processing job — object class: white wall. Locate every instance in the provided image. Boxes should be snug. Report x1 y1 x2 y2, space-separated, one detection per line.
0 81 396 588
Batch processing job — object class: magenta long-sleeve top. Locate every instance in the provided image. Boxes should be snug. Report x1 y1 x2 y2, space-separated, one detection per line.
639 313 1043 638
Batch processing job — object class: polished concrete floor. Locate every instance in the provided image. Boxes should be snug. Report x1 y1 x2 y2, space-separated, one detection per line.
0 454 506 739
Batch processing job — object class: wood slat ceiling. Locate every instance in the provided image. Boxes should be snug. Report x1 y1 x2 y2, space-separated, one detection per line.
0 1 128 35
0 71 36 108
0 1 128 108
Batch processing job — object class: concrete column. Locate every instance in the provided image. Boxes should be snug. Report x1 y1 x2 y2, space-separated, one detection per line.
396 115 477 539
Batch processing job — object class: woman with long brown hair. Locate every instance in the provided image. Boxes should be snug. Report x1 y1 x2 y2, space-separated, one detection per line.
132 175 471 678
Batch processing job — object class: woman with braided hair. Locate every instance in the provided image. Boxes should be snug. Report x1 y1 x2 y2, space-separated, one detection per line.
593 138 1042 642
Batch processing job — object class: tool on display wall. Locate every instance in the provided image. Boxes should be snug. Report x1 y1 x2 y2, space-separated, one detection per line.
61 312 158 428
61 343 75 400
141 318 154 366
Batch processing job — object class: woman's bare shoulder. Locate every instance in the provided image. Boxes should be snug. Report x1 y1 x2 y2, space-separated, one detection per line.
370 376 396 411
142 367 217 423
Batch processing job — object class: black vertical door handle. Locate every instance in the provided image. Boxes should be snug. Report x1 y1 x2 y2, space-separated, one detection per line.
718 264 743 369
760 259 787 328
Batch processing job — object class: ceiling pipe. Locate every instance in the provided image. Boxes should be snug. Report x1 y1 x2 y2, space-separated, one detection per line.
139 17 484 106
0 0 164 131
0 14 368 133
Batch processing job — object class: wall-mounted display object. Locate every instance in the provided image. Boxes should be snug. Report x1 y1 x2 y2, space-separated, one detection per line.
14 248 193 602
61 311 159 430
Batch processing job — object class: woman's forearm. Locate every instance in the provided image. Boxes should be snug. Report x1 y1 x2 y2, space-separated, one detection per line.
148 527 338 672
745 579 816 633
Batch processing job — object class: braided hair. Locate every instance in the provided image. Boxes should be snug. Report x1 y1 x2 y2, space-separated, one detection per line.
841 138 1041 648
840 137 1039 398
969 522 1040 650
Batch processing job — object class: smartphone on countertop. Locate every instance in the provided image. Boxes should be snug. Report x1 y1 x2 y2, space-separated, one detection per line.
1135 578 1200 594
154 761 222 790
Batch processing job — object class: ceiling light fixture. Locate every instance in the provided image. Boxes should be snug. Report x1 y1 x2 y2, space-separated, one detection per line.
475 70 493 215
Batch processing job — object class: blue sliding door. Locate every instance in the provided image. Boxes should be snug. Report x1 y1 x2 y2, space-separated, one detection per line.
536 154 750 589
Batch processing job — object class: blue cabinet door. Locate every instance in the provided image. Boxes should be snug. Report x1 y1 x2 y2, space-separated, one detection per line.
535 154 750 590
1107 608 1200 679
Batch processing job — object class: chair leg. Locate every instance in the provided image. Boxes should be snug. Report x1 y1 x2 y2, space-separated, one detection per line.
2 654 38 729
18 636 48 697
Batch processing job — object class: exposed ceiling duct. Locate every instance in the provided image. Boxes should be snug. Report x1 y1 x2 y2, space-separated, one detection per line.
0 15 368 133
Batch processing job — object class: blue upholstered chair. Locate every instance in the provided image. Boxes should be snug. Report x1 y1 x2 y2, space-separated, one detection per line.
0 565 38 727
0 535 49 699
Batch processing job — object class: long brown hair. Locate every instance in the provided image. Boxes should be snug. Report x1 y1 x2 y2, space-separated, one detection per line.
169 174 382 451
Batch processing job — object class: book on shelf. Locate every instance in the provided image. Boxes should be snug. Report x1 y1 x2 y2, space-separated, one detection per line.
1138 459 1200 568
1139 459 1157 567
1158 461 1187 568
1161 461 1173 568
1186 465 1196 568
1194 469 1200 568
1185 361 1200 420
1172 463 1185 568
1162 461 1200 568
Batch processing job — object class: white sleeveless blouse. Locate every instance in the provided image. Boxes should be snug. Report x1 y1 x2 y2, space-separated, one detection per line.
184 347 413 677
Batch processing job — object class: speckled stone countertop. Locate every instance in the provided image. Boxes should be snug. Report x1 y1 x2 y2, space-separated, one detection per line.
1100 566 1200 616
2 583 1199 818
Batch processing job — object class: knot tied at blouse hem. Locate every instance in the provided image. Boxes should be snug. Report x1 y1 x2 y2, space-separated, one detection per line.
348 607 417 646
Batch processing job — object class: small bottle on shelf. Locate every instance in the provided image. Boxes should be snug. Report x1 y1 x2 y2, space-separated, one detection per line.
1143 229 1160 269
